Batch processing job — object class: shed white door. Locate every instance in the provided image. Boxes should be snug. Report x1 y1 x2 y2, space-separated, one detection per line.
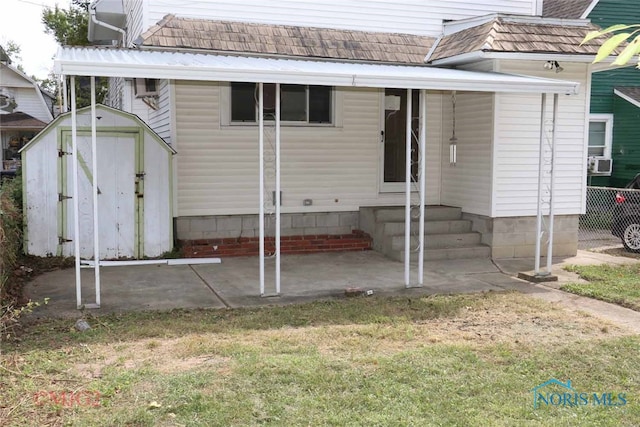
62 132 138 259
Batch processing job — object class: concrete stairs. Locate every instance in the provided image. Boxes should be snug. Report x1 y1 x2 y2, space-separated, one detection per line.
359 206 491 261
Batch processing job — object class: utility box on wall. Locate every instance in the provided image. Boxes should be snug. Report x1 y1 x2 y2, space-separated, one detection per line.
20 104 176 259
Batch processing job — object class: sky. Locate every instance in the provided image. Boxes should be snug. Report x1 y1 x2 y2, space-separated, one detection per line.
0 0 69 80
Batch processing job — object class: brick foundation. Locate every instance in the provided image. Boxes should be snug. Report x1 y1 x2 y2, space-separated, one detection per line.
180 230 372 258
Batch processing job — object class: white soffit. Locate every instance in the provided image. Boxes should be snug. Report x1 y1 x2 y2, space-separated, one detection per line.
54 47 580 95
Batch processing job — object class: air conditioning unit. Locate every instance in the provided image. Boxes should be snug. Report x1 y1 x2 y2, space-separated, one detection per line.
134 78 159 98
592 158 613 174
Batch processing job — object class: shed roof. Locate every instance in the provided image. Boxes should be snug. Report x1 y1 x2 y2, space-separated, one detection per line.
614 86 640 108
139 15 435 65
542 0 596 19
54 46 580 95
0 112 48 130
20 104 176 154
428 15 615 63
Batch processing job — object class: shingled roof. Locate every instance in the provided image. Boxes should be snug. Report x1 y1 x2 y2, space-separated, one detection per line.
0 112 48 130
615 87 640 106
139 15 435 65
542 0 595 19
428 16 616 63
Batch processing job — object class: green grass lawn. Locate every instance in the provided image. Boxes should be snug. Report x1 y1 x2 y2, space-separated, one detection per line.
1 292 639 426
562 264 640 311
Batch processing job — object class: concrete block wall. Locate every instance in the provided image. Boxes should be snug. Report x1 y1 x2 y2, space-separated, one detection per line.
462 214 579 259
176 212 359 240
177 212 371 257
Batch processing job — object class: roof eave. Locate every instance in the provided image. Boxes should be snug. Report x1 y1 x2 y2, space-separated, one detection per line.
53 47 580 96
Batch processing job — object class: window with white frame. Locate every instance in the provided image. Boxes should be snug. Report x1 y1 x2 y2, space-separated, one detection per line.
588 114 613 158
230 83 332 124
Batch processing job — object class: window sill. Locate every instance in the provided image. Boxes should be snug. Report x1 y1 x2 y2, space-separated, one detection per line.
224 122 336 128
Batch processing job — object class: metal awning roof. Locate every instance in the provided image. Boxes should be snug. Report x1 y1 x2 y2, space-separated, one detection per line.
54 46 580 95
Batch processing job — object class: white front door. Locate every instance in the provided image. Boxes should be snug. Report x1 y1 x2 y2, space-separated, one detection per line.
62 132 138 259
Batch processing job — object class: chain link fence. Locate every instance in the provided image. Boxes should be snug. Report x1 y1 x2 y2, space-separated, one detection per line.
579 186 640 251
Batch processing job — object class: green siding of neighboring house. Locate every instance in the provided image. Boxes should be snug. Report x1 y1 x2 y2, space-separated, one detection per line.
589 0 640 28
591 68 639 114
587 0 640 187
610 96 640 187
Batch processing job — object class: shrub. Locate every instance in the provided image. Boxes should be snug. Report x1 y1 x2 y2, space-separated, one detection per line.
0 174 24 336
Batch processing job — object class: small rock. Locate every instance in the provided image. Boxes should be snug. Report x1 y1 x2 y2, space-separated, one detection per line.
74 319 91 332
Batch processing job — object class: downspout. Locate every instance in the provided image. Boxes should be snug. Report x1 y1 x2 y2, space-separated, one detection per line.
89 2 127 46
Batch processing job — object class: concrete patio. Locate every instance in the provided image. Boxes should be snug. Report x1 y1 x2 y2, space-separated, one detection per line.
24 250 640 332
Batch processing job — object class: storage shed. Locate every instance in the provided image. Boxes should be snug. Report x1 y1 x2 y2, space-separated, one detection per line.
21 104 175 259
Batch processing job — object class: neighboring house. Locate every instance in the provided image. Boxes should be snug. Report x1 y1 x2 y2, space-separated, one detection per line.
51 0 613 267
546 0 640 187
0 50 55 174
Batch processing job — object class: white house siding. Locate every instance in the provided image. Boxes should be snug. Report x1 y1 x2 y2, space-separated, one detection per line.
106 77 124 110
130 97 150 124
440 91 494 216
146 79 172 144
0 66 32 88
14 87 52 123
493 61 589 217
123 0 145 46
174 81 442 217
130 0 536 40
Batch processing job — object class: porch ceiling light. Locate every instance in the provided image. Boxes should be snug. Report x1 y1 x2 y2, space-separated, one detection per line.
544 60 564 73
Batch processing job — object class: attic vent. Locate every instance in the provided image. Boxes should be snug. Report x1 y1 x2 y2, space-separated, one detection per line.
134 78 159 98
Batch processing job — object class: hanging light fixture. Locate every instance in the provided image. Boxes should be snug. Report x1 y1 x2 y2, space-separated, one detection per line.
449 90 457 166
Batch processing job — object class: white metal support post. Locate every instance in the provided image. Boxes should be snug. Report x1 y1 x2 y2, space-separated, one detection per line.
534 94 546 274
418 89 426 285
258 83 265 296
90 76 101 307
534 93 558 277
404 89 412 287
275 83 281 295
546 94 559 273
70 76 82 308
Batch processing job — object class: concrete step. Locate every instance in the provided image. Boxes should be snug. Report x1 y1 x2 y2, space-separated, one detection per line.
382 219 472 236
374 206 462 222
391 232 482 250
389 245 492 262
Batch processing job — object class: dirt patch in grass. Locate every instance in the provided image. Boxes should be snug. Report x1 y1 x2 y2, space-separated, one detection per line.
69 338 232 379
55 293 625 381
